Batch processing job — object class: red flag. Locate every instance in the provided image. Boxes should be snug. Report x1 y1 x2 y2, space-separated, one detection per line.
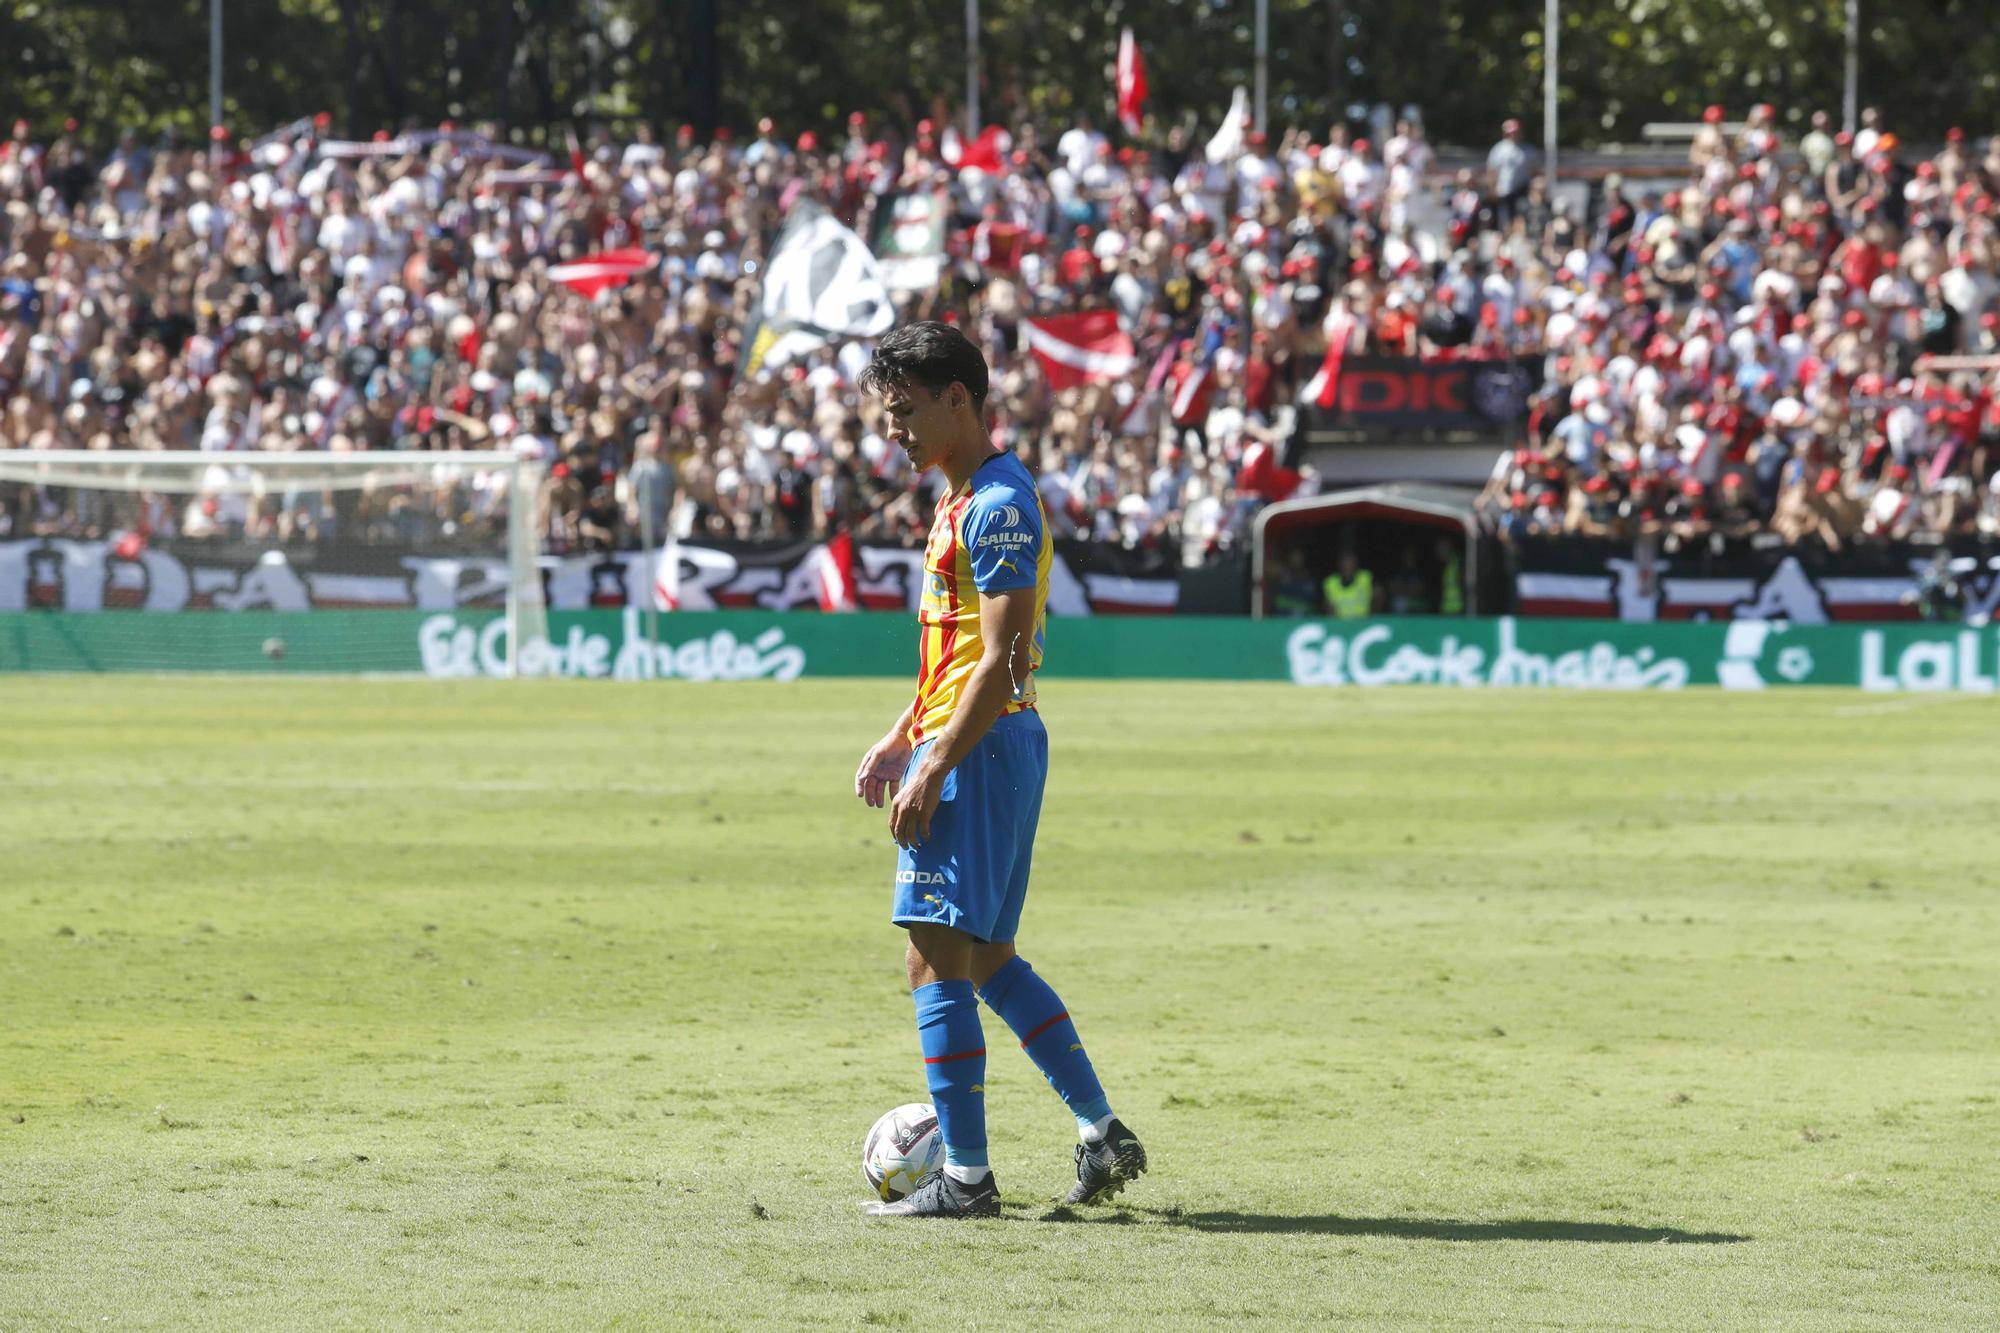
971 219 1028 272
1169 357 1212 425
1238 439 1302 502
565 124 586 179
1302 310 1358 409
811 531 860 612
548 248 654 299
941 125 1009 173
1022 311 1137 392
1117 29 1149 137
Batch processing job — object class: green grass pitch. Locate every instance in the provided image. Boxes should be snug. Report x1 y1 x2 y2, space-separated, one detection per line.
3 676 1998 1329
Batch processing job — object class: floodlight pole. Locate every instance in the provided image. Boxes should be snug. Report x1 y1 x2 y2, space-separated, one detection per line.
965 0 980 135
1543 0 1558 187
1843 0 1859 134
209 0 223 134
1254 0 1269 135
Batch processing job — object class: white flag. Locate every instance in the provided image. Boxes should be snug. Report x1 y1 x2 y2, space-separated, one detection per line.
1205 87 1250 165
652 528 680 611
742 200 895 375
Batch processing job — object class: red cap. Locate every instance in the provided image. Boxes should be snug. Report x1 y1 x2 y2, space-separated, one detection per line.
371 129 391 143
1681 478 1705 497
1703 105 1725 124
210 124 232 142
314 111 332 130
1835 130 1853 146
1246 130 1268 147
1352 139 1370 154
438 119 456 133
1841 309 1866 329
797 131 817 152
676 124 695 142
1511 492 1532 510
1948 126 1966 141
917 118 934 135
1584 475 1611 494
849 111 867 127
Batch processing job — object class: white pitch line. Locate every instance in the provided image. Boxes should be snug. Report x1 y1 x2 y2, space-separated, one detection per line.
1831 694 1995 718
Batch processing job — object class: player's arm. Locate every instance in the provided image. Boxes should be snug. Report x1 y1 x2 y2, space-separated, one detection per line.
890 586 1035 847
917 586 1035 774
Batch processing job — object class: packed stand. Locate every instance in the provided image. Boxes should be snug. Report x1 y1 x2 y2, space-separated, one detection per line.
1474 105 2000 550
3 102 2000 565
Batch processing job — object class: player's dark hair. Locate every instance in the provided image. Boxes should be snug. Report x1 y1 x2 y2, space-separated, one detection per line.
860 321 989 412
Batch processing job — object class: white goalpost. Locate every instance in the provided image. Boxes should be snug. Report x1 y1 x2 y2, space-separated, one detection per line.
0 450 548 676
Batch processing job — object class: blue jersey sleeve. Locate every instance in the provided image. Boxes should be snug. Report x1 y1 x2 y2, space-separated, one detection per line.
963 486 1042 594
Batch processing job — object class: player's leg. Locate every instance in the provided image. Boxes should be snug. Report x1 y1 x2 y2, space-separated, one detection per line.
868 923 1000 1218
903 923 990 1186
870 741 1006 1219
973 941 1111 1132
972 712 1146 1203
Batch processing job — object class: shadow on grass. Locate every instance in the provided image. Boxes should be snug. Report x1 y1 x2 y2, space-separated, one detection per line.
1036 1206 1748 1244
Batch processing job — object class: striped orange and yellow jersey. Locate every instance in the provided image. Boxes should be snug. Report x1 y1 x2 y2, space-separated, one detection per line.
909 450 1051 744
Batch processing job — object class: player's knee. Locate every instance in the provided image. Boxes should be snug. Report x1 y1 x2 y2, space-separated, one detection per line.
904 924 972 990
970 941 1019 991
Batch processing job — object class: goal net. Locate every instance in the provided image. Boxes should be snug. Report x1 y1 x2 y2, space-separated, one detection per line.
0 450 548 675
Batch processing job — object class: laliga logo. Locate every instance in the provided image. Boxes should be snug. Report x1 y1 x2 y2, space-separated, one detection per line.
1715 623 1816 690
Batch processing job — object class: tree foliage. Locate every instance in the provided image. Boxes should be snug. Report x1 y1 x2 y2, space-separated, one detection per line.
4 0 1996 150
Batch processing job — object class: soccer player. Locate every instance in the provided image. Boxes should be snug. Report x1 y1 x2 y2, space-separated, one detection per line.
852 322 1146 1218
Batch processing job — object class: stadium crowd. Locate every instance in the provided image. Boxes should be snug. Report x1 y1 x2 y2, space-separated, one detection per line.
5 101 2000 564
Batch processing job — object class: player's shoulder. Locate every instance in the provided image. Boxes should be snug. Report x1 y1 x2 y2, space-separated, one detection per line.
967 452 1041 525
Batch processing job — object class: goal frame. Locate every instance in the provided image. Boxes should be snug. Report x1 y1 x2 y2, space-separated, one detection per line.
0 449 547 678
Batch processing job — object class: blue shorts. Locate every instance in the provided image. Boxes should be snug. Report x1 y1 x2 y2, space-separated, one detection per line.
891 709 1048 944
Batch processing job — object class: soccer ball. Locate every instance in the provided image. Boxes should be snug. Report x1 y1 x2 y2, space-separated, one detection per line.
863 1102 942 1201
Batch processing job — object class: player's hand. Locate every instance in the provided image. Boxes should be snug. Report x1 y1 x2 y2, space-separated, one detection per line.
889 767 942 849
855 731 913 808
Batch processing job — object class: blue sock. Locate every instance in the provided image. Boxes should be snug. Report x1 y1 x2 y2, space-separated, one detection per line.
978 957 1112 1134
913 980 987 1170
